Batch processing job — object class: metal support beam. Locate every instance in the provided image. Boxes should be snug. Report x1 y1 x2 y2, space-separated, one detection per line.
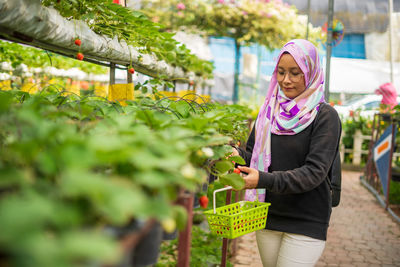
110 63 116 85
306 0 312 40
127 68 133 84
233 39 241 103
324 0 334 102
389 0 394 83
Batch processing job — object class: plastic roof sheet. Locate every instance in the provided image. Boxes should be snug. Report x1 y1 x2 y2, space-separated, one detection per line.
285 0 400 33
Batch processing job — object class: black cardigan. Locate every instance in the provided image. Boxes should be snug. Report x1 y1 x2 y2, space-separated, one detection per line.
237 103 341 240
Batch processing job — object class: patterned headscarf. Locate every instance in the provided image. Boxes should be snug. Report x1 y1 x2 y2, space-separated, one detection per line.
245 39 325 202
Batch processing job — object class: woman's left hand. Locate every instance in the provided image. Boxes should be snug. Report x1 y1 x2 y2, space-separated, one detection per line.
237 166 259 189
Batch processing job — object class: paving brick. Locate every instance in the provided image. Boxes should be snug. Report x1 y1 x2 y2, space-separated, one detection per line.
231 171 400 267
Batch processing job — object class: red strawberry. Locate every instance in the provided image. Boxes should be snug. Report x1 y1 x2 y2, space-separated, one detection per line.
76 52 84 61
128 67 135 74
199 195 208 209
233 168 240 174
189 80 194 86
74 39 81 46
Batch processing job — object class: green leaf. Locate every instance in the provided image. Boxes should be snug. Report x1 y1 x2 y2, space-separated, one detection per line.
0 91 13 113
214 160 233 174
61 230 120 264
219 173 245 190
229 155 246 165
173 205 187 230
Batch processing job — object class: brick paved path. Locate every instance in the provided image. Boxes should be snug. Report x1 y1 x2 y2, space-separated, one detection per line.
231 171 400 267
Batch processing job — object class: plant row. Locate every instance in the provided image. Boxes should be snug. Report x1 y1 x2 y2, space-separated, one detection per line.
40 0 214 79
0 83 250 266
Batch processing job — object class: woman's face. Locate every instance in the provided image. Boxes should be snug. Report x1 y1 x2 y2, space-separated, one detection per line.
276 53 306 99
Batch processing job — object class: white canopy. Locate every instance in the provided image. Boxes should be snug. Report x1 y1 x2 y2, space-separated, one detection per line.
328 57 400 94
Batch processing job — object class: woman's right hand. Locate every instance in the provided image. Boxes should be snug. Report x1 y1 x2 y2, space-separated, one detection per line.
230 147 239 157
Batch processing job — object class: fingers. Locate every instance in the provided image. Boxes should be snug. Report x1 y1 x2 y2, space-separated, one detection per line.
237 166 259 189
237 165 251 173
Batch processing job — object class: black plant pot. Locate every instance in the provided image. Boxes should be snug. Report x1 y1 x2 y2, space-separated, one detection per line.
162 229 178 240
108 220 162 267
131 222 163 267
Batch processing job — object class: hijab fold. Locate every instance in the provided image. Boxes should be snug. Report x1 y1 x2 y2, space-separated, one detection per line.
245 39 325 202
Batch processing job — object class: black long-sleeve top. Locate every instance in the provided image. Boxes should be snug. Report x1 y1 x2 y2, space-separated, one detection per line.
237 103 341 240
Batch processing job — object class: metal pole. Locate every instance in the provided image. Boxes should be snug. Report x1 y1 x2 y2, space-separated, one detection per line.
233 39 241 103
110 63 116 85
127 69 133 84
386 120 395 210
325 0 334 102
388 0 394 83
306 0 311 40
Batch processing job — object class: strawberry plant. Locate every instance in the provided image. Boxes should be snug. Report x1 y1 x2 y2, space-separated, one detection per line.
0 40 106 74
0 83 251 266
40 0 213 78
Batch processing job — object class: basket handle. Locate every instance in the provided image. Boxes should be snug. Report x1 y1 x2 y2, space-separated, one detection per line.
213 186 233 214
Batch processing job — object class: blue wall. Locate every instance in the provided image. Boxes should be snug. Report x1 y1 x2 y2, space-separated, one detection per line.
332 34 366 59
208 34 366 75
208 36 280 76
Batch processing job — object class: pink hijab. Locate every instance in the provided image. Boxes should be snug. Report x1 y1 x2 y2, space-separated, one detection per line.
375 82 398 108
245 39 325 202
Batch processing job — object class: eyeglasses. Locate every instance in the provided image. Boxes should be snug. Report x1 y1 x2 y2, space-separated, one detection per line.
276 71 304 83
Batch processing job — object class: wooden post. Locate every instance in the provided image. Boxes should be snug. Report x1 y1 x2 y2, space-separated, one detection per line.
220 189 232 267
365 113 378 181
353 130 363 165
177 190 194 267
340 129 345 163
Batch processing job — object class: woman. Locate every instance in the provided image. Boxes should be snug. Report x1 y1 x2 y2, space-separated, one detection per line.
232 39 341 266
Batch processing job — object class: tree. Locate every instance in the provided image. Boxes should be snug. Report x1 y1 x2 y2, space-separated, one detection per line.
140 0 324 102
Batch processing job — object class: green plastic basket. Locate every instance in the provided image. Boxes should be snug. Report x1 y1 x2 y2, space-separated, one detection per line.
204 186 271 239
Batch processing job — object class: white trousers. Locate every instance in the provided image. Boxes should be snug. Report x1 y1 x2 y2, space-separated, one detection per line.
255 229 326 267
